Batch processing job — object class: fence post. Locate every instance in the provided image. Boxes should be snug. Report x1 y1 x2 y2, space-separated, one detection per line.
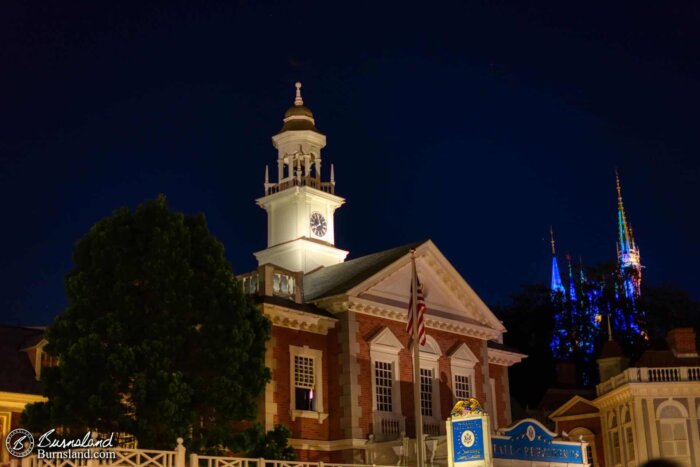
189 453 199 467
175 438 186 467
257 457 265 467
20 455 32 467
10 458 18 467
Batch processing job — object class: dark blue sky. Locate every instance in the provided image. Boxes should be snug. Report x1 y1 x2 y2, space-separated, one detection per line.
2 2 699 326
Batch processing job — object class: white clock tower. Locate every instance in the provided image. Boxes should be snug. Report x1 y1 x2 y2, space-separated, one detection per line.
254 82 349 273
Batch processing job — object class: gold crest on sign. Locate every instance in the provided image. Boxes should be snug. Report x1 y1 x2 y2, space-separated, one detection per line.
451 397 484 417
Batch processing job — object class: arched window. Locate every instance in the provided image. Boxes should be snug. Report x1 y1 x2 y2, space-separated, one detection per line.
657 401 690 464
621 407 635 464
608 413 622 467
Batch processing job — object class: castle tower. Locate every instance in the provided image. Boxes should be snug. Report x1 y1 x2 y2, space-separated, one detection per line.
566 253 577 303
550 226 566 296
254 82 349 273
615 172 642 299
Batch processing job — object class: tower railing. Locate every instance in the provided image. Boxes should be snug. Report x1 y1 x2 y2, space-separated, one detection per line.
265 176 335 195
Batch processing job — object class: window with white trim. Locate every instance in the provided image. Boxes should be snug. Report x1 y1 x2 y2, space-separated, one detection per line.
374 361 394 412
294 355 315 411
449 343 478 404
369 328 405 441
454 374 472 400
420 368 433 416
658 402 690 461
289 345 325 421
608 413 621 467
622 408 635 462
410 335 442 435
369 328 403 415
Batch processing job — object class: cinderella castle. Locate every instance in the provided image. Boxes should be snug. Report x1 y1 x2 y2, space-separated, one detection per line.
549 173 647 384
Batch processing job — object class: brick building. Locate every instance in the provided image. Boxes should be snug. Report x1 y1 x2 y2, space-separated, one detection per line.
238 83 525 463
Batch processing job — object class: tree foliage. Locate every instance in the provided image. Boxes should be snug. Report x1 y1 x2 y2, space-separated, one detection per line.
22 195 271 451
495 284 558 408
233 424 297 460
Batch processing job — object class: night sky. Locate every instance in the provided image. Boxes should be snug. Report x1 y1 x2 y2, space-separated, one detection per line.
2 2 699 326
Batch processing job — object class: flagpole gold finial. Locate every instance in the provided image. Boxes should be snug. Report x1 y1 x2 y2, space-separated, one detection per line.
294 81 303 106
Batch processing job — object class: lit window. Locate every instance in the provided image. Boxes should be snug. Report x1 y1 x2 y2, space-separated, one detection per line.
289 345 325 421
294 355 315 411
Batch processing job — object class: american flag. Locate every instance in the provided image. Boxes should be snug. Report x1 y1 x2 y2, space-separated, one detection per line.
406 275 427 346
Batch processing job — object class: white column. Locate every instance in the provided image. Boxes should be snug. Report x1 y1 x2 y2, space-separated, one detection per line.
633 398 648 461
688 397 700 467
645 398 660 458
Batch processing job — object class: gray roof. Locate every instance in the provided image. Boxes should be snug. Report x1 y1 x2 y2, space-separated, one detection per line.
304 240 426 301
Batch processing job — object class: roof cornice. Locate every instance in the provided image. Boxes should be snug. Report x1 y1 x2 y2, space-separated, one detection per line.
315 295 502 341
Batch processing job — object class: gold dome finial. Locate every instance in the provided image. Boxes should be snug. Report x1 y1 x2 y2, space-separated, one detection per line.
294 81 303 106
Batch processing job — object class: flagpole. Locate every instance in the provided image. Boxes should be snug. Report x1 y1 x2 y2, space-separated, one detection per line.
410 250 426 467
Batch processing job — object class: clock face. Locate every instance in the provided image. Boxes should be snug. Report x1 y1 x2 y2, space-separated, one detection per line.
310 212 327 237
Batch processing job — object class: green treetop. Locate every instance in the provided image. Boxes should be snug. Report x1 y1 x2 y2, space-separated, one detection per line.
23 195 271 451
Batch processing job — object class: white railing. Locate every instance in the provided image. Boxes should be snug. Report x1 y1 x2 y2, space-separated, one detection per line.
18 441 182 467
596 366 700 395
15 439 395 467
422 419 442 437
265 177 335 196
190 459 392 467
371 411 405 441
106 447 178 467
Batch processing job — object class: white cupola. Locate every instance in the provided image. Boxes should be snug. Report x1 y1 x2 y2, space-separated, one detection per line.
254 82 348 273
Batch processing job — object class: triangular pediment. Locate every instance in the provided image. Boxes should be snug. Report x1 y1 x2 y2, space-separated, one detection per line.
549 395 599 420
345 240 505 334
368 327 404 350
449 343 479 362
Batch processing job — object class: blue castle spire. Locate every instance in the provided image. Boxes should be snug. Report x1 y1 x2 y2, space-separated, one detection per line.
566 253 578 303
550 226 566 296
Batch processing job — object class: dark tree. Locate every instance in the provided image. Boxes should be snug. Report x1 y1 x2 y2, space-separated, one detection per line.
23 195 271 451
233 424 297 460
638 284 700 338
495 284 558 408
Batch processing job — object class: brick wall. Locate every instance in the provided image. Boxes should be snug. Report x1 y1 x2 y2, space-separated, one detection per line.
488 364 508 428
355 313 493 438
271 326 333 440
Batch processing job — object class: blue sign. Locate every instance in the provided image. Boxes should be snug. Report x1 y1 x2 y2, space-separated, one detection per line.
492 419 585 464
451 418 485 462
